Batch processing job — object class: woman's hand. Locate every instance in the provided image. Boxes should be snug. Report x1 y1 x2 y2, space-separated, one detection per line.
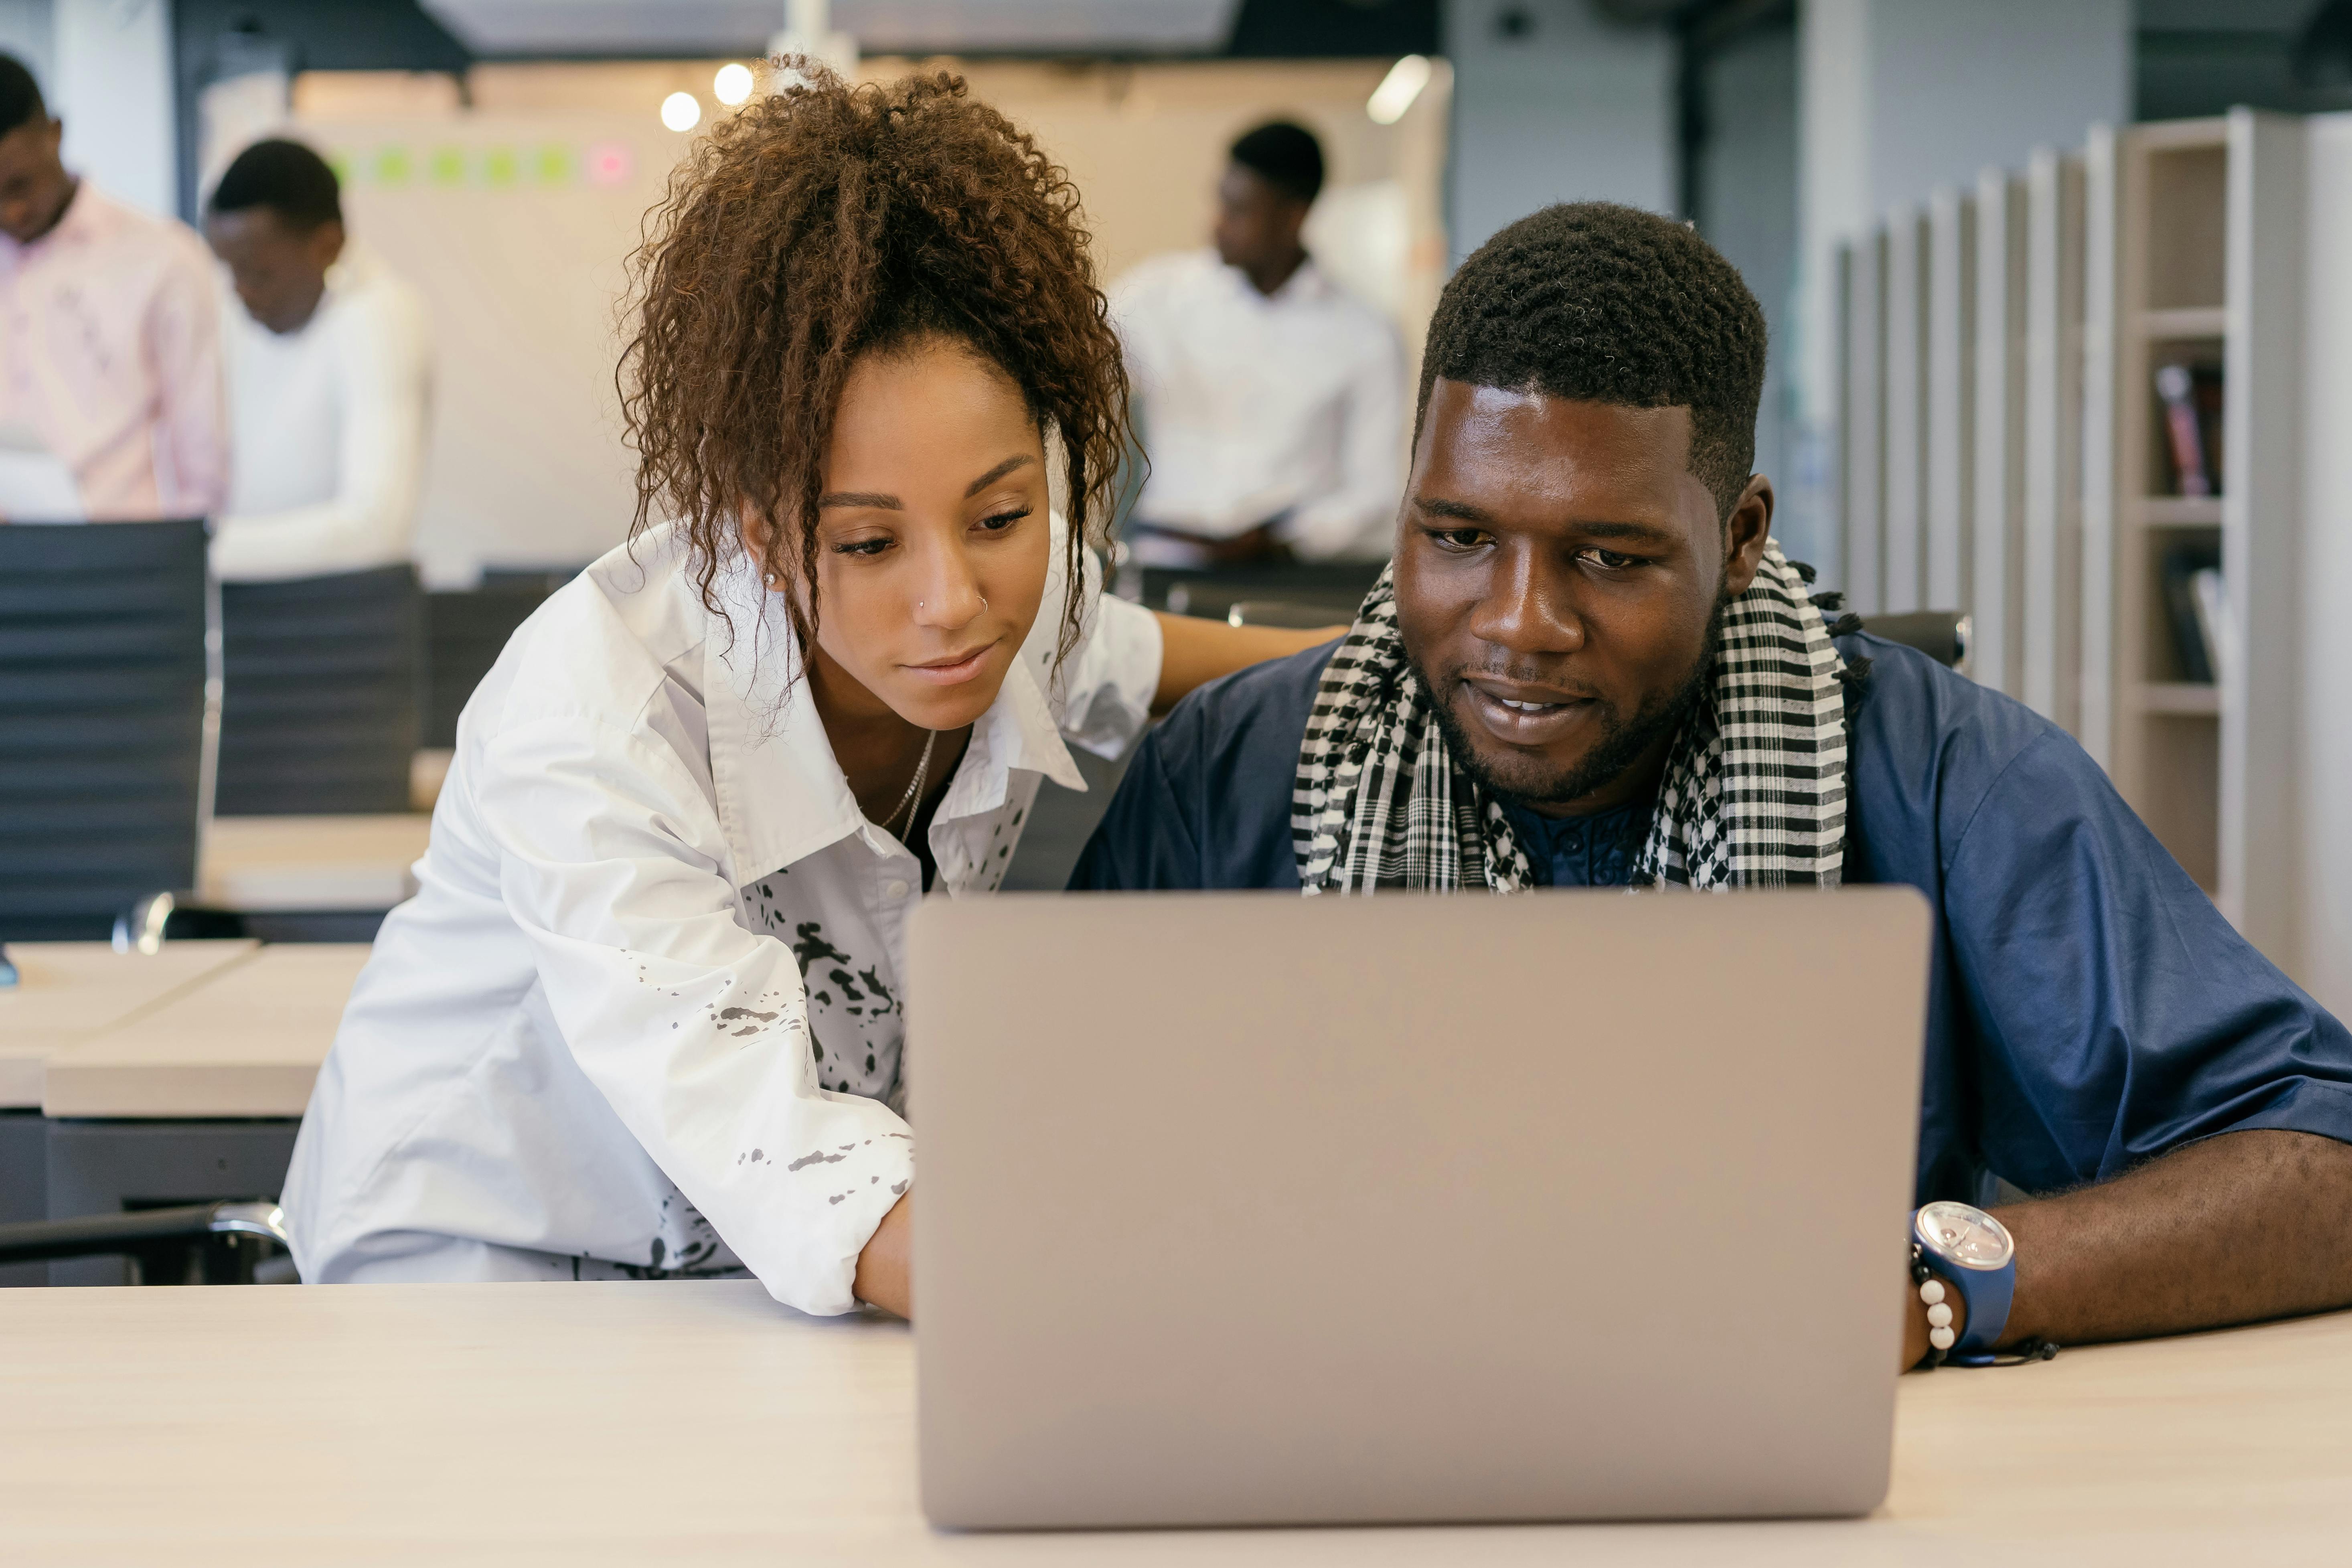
855 1192 913 1319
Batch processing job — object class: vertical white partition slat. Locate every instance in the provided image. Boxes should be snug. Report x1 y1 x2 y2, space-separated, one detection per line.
1972 168 2028 698
1841 232 1886 615
1926 188 1975 617
2078 125 2120 769
2222 108 2307 955
1881 208 1927 615
2022 148 2086 735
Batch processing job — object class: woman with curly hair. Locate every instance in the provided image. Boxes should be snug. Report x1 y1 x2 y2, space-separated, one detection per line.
280 66 1339 1317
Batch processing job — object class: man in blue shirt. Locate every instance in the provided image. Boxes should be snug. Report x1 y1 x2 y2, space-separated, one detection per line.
1074 202 2352 1367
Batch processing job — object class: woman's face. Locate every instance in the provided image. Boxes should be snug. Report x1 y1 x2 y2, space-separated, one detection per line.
796 337 1052 733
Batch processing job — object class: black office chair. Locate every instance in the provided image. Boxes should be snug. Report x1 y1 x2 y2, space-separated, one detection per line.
1140 560 1383 628
0 1200 292 1285
0 521 216 942
1859 610 1971 673
422 569 577 747
215 565 423 815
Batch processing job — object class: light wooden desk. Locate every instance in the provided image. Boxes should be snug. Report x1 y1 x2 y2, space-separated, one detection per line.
40 944 370 1118
2 1282 2346 1566
198 814 430 912
0 941 259 1110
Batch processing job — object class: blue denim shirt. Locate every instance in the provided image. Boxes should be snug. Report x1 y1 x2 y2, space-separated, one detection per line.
1070 634 2352 1205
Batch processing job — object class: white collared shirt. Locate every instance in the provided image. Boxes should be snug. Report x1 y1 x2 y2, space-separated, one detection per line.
1112 249 1405 561
212 241 432 583
281 521 1163 1313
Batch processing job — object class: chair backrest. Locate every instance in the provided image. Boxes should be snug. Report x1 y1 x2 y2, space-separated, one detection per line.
1858 610 1971 673
423 570 574 748
215 565 423 815
0 521 213 941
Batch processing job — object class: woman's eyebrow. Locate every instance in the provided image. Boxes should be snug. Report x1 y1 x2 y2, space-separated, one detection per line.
817 455 1034 511
963 454 1036 497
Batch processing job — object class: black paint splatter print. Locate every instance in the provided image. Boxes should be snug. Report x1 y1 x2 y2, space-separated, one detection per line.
740 892 905 1105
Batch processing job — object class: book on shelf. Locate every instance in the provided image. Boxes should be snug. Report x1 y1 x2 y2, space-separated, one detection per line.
2160 540 2226 686
2153 363 2224 498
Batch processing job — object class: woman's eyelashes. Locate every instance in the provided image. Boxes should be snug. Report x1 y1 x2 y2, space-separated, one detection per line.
972 504 1033 535
827 503 1031 559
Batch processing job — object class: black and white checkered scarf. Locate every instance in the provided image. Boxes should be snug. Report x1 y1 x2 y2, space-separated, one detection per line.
1291 544 1848 892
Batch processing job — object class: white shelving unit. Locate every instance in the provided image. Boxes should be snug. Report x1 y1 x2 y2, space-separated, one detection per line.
1834 108 2314 964
2093 109 2306 941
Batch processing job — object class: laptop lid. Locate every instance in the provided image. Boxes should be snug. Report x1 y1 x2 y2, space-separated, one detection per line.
911 888 1931 1529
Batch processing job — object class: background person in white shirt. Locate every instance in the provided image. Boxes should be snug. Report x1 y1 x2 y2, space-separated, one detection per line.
204 138 431 583
1114 120 1405 566
281 68 1336 1315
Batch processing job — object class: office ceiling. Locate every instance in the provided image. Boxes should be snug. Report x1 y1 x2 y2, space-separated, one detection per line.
417 0 1246 56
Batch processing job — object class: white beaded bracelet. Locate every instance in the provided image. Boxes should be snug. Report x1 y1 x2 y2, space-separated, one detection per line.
1918 1275 1957 1354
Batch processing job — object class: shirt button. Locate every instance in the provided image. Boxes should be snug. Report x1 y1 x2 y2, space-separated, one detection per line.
884 879 910 900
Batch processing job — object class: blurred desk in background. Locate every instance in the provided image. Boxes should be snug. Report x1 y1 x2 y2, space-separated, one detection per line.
0 941 261 1288
41 943 365 1121
4 943 367 1287
194 814 430 942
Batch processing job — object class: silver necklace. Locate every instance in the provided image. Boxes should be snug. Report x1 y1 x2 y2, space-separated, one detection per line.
879 728 938 838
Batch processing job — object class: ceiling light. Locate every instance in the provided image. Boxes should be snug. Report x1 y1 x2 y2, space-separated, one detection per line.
660 91 702 133
713 63 755 106
1367 55 1431 126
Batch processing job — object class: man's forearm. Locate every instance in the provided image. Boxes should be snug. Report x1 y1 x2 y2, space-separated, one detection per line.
1992 1129 2352 1347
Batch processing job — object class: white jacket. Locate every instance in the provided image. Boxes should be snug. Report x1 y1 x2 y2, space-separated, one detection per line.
282 523 1161 1313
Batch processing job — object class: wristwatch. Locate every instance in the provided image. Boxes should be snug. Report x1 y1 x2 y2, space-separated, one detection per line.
1911 1200 2015 1367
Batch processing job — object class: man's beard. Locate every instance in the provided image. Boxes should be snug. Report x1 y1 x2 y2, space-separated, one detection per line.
1408 597 1726 812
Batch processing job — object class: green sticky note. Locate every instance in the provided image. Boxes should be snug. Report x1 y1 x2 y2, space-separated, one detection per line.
534 144 574 186
374 147 412 186
483 146 518 187
429 146 468 186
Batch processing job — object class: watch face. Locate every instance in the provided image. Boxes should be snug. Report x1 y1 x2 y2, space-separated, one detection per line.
1915 1201 2014 1270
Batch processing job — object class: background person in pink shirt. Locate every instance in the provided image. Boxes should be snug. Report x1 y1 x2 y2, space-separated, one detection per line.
0 53 228 522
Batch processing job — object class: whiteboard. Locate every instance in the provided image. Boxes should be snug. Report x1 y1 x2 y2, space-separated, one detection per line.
298 113 683 585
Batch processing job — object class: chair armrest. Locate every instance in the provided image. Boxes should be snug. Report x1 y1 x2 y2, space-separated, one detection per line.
0 1201 288 1264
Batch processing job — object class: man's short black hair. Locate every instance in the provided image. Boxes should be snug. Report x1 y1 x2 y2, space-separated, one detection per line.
1416 202 1767 519
0 52 47 136
209 138 343 231
1228 120 1323 206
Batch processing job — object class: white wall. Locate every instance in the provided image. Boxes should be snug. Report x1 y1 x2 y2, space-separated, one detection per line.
1444 0 1674 263
53 0 176 218
1793 0 2131 586
0 0 52 89
289 58 1450 584
2299 111 2352 1019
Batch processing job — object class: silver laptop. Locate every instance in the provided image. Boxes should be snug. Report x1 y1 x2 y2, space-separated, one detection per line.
909 888 1932 1530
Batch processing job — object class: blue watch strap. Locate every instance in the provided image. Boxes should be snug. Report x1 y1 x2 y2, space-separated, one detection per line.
1942 1256 2014 1366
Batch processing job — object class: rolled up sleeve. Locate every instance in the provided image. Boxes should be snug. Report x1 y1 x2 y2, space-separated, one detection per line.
476 709 911 1315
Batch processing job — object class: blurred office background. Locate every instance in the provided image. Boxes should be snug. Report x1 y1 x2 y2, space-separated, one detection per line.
5 0 2352 1001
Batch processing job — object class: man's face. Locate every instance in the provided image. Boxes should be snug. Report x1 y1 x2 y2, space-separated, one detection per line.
1211 163 1305 277
1392 380 1772 816
205 208 343 335
0 117 72 244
